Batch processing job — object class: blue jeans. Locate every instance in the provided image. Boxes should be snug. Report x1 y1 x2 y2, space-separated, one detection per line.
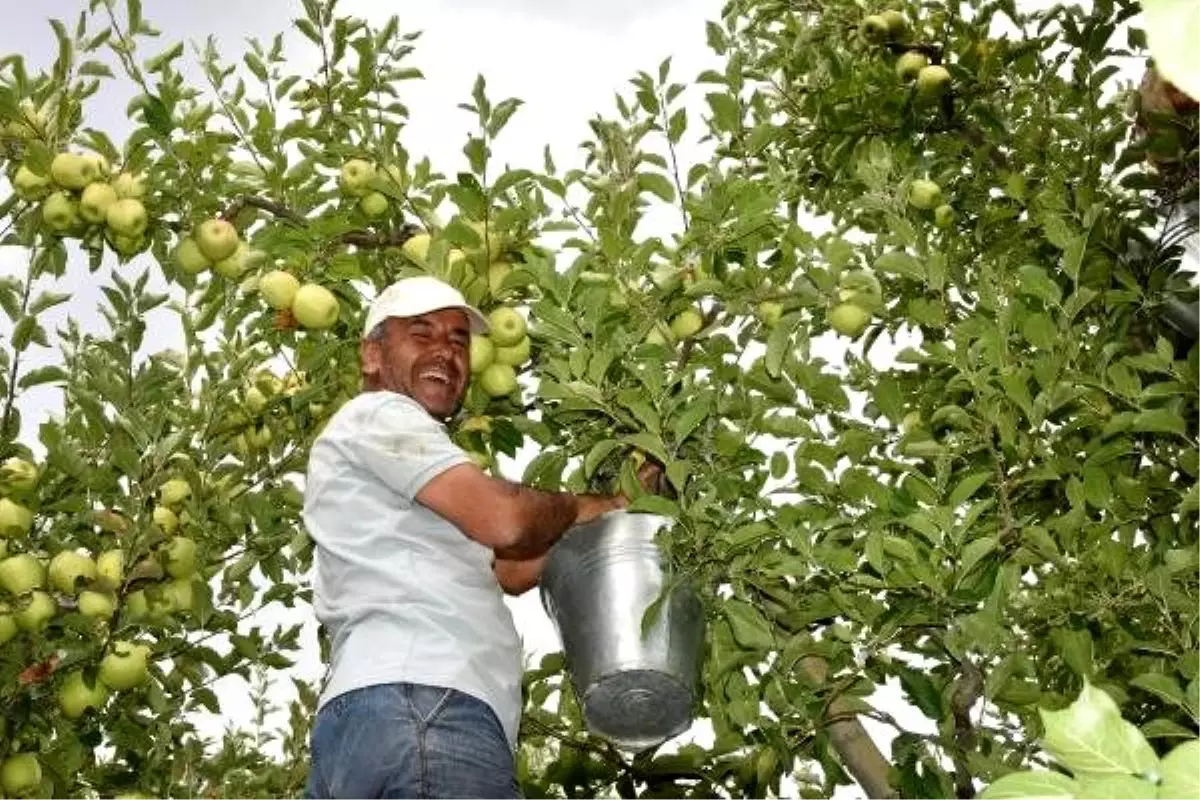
305 682 521 799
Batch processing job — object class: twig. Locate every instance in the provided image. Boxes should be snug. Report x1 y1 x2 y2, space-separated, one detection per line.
220 195 306 226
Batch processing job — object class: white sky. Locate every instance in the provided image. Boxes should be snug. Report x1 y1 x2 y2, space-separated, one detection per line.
1 0 1186 797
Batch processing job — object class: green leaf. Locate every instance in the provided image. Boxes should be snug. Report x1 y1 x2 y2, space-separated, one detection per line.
671 397 711 446
1018 264 1064 306
623 431 669 465
949 471 992 507
1142 718 1199 739
1052 628 1095 678
980 771 1079 799
960 535 998 577
1158 740 1200 799
1131 408 1186 436
1075 774 1159 799
724 599 775 650
765 314 799 379
584 440 621 478
1040 682 1160 778
874 251 925 281
626 494 679 517
1129 673 1187 710
18 366 69 389
637 172 675 203
28 290 71 315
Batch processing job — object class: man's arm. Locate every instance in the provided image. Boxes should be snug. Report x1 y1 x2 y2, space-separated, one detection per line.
415 464 624 560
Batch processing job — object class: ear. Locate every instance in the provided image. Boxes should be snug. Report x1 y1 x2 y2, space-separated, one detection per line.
360 338 382 381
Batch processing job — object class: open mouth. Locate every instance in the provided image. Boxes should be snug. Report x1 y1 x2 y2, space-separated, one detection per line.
418 366 455 387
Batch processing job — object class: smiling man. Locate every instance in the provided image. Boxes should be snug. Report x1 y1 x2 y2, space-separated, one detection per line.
301 276 635 799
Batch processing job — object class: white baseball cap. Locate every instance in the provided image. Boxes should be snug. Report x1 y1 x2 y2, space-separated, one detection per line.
363 275 490 336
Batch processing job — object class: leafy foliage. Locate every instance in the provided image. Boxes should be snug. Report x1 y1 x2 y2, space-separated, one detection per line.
0 0 1195 798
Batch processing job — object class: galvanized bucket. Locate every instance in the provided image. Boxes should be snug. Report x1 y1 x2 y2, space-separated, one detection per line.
540 510 705 751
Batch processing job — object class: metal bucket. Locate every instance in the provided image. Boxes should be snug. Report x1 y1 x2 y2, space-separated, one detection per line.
540 510 705 751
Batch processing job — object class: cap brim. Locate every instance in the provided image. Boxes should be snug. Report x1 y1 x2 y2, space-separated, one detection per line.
427 302 489 335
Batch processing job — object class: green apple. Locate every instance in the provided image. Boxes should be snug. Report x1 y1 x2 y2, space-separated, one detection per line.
110 233 145 256
478 363 518 398
259 270 301 310
159 478 191 508
470 335 495 374
757 301 783 328
896 51 929 82
14 590 55 631
111 172 146 199
78 589 116 619
166 577 195 612
901 411 923 433
244 385 268 414
95 549 124 590
0 553 45 595
174 237 211 274
494 335 531 366
213 242 264 279
79 181 119 224
99 641 151 690
12 166 50 200
292 284 340 329
0 753 41 798
152 505 178 534
402 232 431 263
467 220 505 262
163 536 197 579
907 178 942 210
859 15 889 43
50 151 99 189
0 498 33 537
57 670 110 719
339 158 376 196
838 270 884 313
881 10 908 39
488 261 513 296
48 550 96 594
194 218 239 262
106 198 148 237
934 204 955 228
459 416 492 434
42 191 77 233
670 308 704 339
359 191 389 217
828 303 872 337
916 65 952 98
487 307 527 347
0 606 16 645
247 424 273 450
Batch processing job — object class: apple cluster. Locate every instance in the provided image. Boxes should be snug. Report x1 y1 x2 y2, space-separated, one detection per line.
173 217 266 280
859 10 953 101
827 269 884 339
338 157 403 218
11 149 150 255
257 269 341 331
470 306 532 399
907 177 955 229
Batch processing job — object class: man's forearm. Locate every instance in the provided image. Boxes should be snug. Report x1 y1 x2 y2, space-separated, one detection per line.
493 482 618 560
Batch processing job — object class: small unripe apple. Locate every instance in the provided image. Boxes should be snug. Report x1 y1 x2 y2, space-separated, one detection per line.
163 536 197 579
151 505 178 534
488 307 527 347
78 589 116 619
194 218 239 262
402 232 431 263
94 550 124 591
880 10 908 39
479 363 518 398
79 182 119 224
0 553 45 595
50 152 99 189
57 670 110 719
174 237 211 274
42 191 78 232
166 577 195 612
111 172 146 199
0 753 41 798
48 550 97 594
158 478 190 508
14 590 55 631
0 498 33 537
934 204 955 228
494 335 531 366
467 220 505 262
670 308 704 339
757 301 783 328
213 242 264 279
338 159 376 196
896 51 929 82
292 284 340 329
110 233 145 256
838 270 884 313
828 303 872 337
259 270 301 310
859 15 889 42
488 261 513 296
916 65 952 98
98 641 151 690
359 191 389 217
12 166 50 200
106 198 148 237
244 386 268 414
907 178 942 210
0 607 16 646
470 335 495 374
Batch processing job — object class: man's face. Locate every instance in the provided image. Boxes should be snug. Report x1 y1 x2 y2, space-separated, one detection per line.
362 309 472 419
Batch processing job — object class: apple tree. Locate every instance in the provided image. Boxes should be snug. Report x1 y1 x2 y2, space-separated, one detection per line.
0 0 1197 798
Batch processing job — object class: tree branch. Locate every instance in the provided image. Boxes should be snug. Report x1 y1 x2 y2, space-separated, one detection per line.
220 195 307 226
951 657 985 799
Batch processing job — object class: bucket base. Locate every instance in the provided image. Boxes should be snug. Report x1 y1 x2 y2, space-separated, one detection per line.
581 669 693 751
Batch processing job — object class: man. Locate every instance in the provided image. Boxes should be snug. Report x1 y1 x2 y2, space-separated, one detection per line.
302 276 639 799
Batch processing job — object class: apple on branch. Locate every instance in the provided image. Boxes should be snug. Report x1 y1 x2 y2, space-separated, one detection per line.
292 284 340 329
14 590 56 632
79 182 118 224
470 335 496 374
479 363 518 398
12 166 50 200
174 237 211 275
907 178 943 210
194 218 240 262
0 498 33 537
338 158 376 197
49 151 99 190
487 306 527 347
259 270 301 310
98 641 152 691
42 191 78 234
0 753 41 799
106 198 148 238
0 606 16 646
896 51 929 82
0 553 46 595
48 550 97 594
94 549 124 591
57 670 110 720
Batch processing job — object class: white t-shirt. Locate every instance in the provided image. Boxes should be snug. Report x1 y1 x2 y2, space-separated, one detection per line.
302 390 524 748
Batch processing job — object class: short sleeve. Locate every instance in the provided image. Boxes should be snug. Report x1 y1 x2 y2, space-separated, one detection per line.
349 394 471 500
